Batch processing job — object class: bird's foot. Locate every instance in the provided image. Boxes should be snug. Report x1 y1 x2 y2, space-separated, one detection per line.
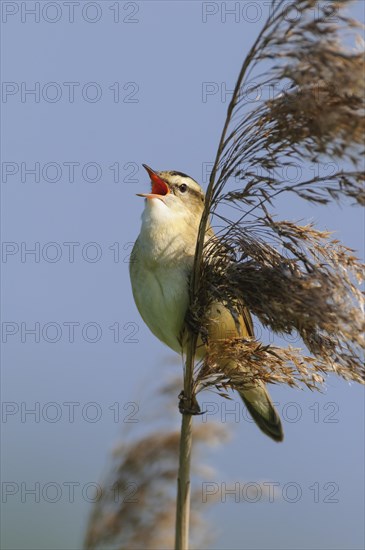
178 391 203 415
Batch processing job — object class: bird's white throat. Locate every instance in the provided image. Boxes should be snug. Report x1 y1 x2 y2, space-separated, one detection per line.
139 198 197 265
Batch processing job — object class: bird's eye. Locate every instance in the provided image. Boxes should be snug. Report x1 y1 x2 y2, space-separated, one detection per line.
179 183 188 193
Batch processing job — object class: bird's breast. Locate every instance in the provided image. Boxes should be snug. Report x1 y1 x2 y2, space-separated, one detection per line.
130 241 191 354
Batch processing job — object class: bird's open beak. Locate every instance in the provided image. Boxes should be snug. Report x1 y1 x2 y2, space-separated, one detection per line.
136 164 170 201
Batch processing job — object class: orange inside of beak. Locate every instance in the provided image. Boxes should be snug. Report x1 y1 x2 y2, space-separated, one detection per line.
151 174 169 196
142 164 170 196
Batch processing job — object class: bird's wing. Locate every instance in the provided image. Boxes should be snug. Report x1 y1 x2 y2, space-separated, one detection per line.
198 291 283 442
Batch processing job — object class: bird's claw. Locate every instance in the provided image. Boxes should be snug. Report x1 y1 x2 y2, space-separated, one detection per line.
178 391 204 415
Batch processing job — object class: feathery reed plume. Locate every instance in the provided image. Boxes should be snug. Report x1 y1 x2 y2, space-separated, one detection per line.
177 2 364 546
83 380 227 550
186 0 364 398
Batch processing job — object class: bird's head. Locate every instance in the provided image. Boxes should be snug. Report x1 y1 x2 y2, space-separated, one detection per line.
137 164 205 225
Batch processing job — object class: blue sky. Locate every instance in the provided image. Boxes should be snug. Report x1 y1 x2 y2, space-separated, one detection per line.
1 1 364 549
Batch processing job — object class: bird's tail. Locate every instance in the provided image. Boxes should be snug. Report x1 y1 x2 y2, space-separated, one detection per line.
239 382 284 442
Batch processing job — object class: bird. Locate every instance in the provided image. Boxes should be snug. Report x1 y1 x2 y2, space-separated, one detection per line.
130 164 284 442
